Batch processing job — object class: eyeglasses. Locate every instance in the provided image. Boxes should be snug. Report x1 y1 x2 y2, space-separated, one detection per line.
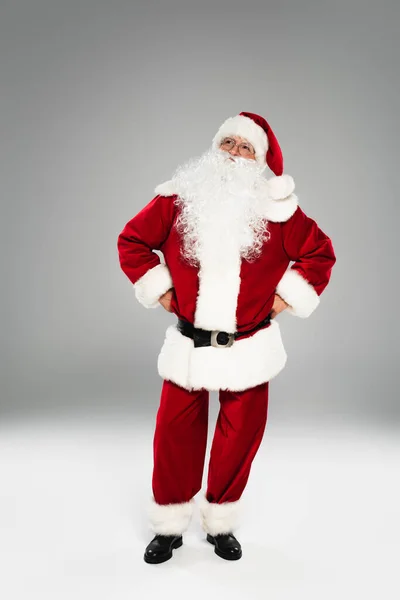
220 137 256 158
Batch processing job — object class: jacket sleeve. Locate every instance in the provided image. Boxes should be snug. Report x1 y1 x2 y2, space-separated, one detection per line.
276 205 336 318
117 194 176 309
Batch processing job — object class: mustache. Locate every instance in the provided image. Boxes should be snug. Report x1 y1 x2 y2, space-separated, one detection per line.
172 147 266 181
221 151 253 165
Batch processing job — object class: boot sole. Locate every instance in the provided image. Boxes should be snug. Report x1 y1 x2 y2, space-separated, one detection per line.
144 536 183 564
206 533 242 561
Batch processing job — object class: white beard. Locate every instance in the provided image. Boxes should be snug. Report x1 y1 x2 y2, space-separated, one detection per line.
171 147 271 267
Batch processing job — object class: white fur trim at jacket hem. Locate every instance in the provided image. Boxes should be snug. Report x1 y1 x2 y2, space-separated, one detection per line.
147 497 195 535
157 318 287 392
134 262 174 309
276 268 320 318
199 497 241 535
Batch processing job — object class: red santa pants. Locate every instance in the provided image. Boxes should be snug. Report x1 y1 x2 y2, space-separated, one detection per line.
148 377 269 536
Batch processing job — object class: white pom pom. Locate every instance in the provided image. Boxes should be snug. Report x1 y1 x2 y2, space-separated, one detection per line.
267 174 295 200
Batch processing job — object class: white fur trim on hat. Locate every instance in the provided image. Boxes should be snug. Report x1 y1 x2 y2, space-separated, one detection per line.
212 114 269 166
199 497 242 535
147 497 195 535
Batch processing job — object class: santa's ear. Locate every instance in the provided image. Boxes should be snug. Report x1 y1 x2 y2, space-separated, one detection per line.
267 174 295 200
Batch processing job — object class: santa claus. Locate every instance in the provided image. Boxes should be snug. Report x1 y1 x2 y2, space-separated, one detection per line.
117 111 336 563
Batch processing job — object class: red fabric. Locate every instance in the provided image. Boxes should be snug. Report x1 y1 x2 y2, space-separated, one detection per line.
117 194 336 335
152 378 269 505
239 111 284 176
280 205 336 296
117 194 175 285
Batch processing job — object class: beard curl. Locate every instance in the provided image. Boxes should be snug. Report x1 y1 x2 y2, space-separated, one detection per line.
171 147 271 267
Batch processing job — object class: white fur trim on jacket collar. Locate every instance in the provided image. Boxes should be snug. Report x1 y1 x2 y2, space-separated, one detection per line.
154 176 298 223
263 193 298 223
212 114 269 166
154 179 178 197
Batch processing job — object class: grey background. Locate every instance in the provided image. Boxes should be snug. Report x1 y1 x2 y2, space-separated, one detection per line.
2 0 399 425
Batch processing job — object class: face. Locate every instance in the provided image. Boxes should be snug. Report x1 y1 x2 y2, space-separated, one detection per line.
219 135 256 161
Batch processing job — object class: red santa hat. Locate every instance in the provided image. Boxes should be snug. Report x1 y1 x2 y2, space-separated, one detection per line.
212 111 294 200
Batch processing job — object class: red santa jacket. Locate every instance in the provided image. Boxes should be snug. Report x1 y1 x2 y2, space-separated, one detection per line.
117 176 336 392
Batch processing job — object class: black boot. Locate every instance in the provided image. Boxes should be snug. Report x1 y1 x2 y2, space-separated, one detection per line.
206 532 242 560
143 534 183 564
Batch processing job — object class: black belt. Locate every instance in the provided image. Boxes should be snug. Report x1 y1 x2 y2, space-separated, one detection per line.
176 312 273 348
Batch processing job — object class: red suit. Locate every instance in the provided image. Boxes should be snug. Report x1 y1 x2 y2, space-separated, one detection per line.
117 174 336 537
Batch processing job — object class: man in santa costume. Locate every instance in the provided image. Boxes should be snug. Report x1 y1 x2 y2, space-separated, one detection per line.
117 111 336 563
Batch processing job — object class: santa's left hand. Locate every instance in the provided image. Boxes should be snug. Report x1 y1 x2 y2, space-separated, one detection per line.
270 293 290 319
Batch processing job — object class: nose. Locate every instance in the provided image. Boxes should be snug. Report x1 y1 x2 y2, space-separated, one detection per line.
229 145 240 156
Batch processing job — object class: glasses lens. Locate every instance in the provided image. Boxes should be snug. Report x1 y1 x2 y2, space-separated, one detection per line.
239 143 255 157
221 138 235 149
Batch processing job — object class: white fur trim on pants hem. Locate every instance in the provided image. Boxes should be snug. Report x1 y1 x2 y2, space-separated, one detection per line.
199 497 242 535
147 497 195 535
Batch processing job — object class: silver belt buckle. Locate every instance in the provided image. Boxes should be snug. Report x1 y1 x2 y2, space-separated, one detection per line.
210 330 235 348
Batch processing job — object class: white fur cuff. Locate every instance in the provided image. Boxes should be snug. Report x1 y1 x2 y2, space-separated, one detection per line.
276 268 320 318
147 497 195 535
134 263 174 309
199 497 241 535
